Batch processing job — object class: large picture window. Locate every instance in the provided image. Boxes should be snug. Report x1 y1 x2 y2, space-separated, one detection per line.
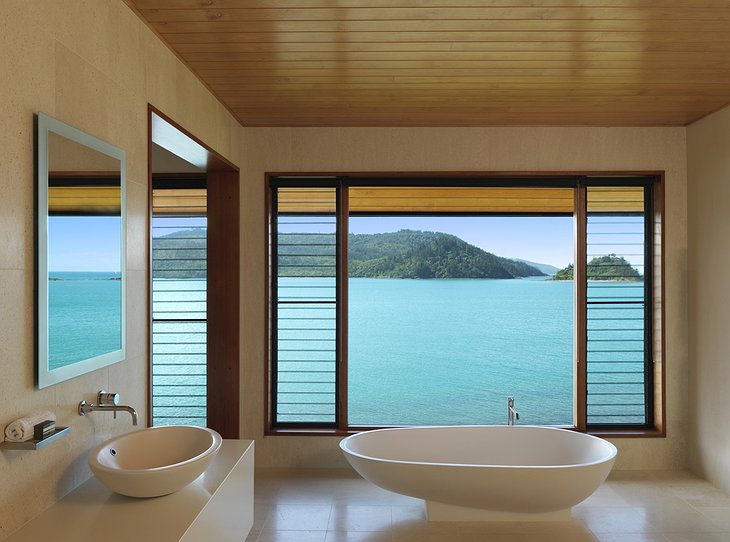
267 175 664 435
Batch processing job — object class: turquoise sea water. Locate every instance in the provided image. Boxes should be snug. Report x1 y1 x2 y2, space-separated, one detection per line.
48 272 121 369
151 279 207 426
348 278 574 425
278 277 645 426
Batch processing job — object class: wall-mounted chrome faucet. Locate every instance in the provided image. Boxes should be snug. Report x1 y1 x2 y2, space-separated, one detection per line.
507 396 520 426
79 390 138 426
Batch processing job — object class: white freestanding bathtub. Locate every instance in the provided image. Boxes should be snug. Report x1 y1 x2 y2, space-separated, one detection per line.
340 425 617 521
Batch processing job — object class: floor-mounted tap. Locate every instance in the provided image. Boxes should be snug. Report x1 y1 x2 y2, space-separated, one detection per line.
79 390 138 426
507 396 520 426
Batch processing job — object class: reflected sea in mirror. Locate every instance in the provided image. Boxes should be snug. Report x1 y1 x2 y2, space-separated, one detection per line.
48 271 121 370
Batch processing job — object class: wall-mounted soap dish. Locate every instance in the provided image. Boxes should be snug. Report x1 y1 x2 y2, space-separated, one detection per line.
0 426 71 450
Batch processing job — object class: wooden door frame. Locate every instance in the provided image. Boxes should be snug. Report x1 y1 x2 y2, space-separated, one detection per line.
147 104 240 438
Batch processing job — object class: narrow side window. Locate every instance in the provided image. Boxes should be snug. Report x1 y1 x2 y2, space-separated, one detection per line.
271 183 339 428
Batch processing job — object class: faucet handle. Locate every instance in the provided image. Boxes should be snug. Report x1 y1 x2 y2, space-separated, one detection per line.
98 391 119 419
98 391 120 406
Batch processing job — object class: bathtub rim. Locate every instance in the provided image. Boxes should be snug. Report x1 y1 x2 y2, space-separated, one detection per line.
339 425 618 470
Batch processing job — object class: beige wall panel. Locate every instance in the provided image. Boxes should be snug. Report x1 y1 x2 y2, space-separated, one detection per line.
687 105 730 494
0 135 34 271
241 126 688 470
0 5 56 145
142 28 179 118
0 0 242 538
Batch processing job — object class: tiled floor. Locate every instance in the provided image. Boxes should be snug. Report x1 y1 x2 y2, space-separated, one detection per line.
245 469 730 542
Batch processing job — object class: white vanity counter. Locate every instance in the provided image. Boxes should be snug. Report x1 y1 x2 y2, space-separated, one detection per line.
7 440 254 542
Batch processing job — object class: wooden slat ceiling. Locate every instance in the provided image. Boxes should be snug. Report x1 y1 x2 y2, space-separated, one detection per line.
127 0 730 127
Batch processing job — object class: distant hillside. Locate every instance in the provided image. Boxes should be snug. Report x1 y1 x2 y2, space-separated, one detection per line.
552 255 642 281
152 228 206 279
349 229 441 261
347 230 545 279
513 258 561 276
156 228 546 280
277 232 336 277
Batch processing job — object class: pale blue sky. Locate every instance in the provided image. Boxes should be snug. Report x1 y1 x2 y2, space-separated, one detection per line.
48 217 121 272
350 216 575 268
49 215 638 274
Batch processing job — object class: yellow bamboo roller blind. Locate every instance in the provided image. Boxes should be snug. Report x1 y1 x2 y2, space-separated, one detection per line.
48 186 121 214
587 186 645 213
349 186 574 213
277 187 337 214
152 188 207 215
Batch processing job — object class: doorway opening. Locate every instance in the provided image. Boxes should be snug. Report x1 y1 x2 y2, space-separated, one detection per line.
148 106 240 438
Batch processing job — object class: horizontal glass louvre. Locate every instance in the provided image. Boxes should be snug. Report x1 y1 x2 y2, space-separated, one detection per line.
586 185 649 426
151 186 207 427
273 186 338 426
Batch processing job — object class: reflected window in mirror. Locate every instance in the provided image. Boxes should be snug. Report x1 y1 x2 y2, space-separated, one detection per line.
48 174 122 369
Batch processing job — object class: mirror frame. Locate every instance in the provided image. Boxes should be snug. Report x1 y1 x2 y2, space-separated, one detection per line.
36 113 127 389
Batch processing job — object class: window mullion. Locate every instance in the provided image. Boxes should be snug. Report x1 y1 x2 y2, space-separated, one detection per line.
270 185 279 427
575 181 588 432
644 183 655 426
337 180 349 431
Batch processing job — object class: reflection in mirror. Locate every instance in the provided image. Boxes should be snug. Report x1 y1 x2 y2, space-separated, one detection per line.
37 114 126 388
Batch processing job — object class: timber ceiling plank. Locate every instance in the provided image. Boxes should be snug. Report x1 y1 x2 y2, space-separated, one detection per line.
126 0 730 126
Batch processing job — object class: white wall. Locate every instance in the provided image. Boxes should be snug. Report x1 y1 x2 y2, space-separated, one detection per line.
240 126 689 470
0 1 242 538
687 105 730 493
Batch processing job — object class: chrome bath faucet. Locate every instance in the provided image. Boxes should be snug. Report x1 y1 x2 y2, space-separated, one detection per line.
507 396 520 426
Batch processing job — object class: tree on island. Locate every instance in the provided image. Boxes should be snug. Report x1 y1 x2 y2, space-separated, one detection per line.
552 254 642 281
552 264 574 281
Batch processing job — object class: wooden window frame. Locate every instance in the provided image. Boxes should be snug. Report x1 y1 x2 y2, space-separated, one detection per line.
265 172 665 438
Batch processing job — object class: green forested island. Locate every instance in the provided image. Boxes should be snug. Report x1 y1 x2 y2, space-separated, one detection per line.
552 254 642 281
152 228 206 278
347 230 545 279
274 229 544 279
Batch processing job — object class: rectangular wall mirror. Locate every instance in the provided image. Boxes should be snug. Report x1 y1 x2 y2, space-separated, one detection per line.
36 113 126 388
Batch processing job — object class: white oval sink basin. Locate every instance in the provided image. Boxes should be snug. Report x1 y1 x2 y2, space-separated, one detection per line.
89 425 222 498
